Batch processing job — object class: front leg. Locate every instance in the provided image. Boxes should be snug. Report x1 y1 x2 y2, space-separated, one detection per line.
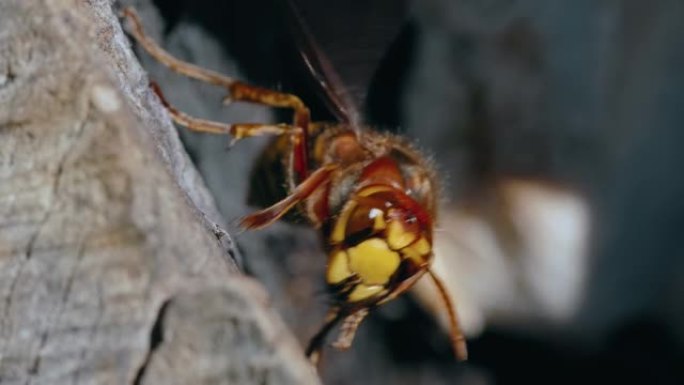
305 308 344 366
239 164 337 230
331 309 369 350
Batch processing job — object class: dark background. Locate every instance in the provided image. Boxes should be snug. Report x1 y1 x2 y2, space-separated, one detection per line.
125 0 684 383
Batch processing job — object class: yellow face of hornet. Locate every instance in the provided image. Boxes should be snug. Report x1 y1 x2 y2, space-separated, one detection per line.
325 185 434 306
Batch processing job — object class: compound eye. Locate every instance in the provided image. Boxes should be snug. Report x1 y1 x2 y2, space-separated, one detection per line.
343 204 387 242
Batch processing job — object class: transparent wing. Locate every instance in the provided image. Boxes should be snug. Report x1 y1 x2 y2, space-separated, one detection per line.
282 0 407 128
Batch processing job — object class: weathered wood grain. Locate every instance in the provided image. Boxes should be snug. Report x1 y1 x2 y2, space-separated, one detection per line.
0 1 319 384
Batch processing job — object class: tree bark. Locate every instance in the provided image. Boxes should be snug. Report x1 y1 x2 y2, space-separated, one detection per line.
0 1 319 384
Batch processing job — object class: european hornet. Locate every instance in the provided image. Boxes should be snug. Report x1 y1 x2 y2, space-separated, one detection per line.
122 5 467 363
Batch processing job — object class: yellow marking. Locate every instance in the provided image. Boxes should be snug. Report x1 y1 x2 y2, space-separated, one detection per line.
401 245 425 264
386 221 417 250
370 208 386 231
348 238 401 285
331 201 357 243
348 284 385 302
401 236 432 265
412 237 431 255
326 250 352 284
357 185 393 197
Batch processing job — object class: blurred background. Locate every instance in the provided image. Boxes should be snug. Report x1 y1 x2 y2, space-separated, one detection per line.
123 0 684 383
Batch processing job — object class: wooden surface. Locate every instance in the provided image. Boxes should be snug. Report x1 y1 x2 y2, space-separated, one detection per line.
0 1 319 384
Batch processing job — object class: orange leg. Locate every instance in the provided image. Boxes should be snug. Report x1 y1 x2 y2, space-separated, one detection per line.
239 164 337 230
122 6 312 179
427 269 468 361
151 82 301 147
227 82 312 179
